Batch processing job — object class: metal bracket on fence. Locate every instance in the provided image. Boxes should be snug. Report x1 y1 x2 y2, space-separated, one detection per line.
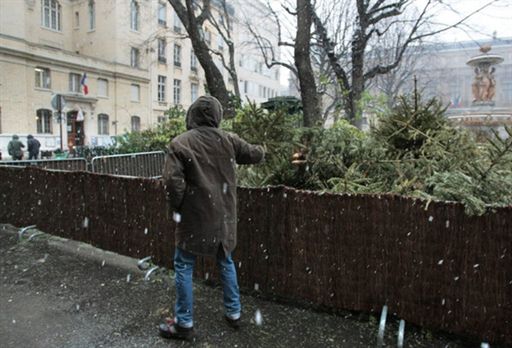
26 232 44 241
137 256 152 271
377 305 388 347
18 225 37 241
144 266 160 281
397 319 405 348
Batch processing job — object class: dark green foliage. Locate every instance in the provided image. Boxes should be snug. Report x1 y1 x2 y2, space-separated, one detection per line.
372 93 448 156
114 106 186 153
98 95 512 215
228 101 301 187
76 145 120 161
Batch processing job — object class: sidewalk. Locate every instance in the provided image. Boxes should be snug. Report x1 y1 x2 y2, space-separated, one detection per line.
0 224 473 348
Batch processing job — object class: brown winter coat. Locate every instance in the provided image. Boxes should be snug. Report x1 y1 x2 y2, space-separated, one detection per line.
162 96 265 257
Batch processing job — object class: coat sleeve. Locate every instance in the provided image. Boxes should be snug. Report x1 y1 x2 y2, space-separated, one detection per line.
228 132 265 165
162 142 186 211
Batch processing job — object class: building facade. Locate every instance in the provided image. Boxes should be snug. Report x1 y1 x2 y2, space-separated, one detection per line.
0 0 282 158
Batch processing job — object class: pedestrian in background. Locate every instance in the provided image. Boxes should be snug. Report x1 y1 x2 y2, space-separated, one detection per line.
27 134 41 160
160 95 265 340
7 135 25 160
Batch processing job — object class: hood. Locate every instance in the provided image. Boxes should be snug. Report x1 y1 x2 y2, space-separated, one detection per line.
27 134 33 139
186 95 223 130
12 135 19 140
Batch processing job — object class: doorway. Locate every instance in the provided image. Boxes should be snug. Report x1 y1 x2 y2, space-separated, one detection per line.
67 111 85 151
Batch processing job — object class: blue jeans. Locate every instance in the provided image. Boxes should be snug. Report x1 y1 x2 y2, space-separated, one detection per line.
174 247 241 328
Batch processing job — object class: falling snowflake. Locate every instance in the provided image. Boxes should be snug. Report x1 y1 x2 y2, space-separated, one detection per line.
254 309 263 326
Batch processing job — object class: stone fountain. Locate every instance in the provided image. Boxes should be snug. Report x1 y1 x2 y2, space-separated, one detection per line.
447 45 511 138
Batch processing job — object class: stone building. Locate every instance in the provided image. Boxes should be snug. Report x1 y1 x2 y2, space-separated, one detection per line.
0 0 282 157
418 37 512 110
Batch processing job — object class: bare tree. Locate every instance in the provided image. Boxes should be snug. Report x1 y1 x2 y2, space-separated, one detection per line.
167 0 233 115
311 0 500 126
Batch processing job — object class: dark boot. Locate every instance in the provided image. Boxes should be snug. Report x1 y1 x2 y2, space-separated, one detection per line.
158 318 194 340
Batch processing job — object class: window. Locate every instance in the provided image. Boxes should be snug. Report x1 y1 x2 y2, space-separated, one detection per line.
97 113 109 135
158 75 166 102
74 11 79 28
173 79 181 104
158 38 166 63
131 116 141 132
69 73 81 93
130 0 139 31
173 12 182 33
191 83 198 102
157 115 166 123
190 51 198 72
88 1 95 30
41 0 61 31
203 29 211 46
243 80 248 94
504 81 512 102
35 67 51 89
36 109 52 133
97 78 108 97
217 35 224 51
174 44 181 67
130 47 140 68
158 3 166 26
131 84 140 102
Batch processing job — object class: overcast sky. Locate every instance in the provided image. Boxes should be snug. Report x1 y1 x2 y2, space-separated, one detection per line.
275 0 512 86
421 0 512 42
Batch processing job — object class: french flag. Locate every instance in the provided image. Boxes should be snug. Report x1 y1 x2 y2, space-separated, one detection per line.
81 73 89 95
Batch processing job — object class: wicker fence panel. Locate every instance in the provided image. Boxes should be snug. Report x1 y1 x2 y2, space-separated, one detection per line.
0 166 510 345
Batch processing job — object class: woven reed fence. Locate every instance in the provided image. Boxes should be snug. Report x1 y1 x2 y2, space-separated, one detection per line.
0 166 510 345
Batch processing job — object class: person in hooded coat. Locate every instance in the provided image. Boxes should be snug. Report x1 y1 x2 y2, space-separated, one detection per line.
160 95 264 340
8 135 25 160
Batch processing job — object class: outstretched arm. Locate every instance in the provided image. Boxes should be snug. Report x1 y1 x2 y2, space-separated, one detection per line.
229 133 265 165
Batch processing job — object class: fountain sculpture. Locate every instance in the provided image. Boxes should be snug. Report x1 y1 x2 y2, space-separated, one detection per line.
448 45 511 138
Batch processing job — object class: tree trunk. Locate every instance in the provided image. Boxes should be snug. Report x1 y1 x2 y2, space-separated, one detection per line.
295 0 321 127
348 24 366 125
192 38 232 115
168 0 233 116
228 42 240 101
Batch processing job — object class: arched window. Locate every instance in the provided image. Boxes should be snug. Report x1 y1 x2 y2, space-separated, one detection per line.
88 0 95 30
130 0 139 31
41 0 61 31
98 113 109 135
131 116 141 132
36 109 53 134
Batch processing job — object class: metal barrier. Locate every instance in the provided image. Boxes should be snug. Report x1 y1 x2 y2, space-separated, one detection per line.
90 151 165 178
0 158 87 171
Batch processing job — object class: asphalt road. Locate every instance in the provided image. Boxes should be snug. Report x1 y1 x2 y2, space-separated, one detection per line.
0 224 479 347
